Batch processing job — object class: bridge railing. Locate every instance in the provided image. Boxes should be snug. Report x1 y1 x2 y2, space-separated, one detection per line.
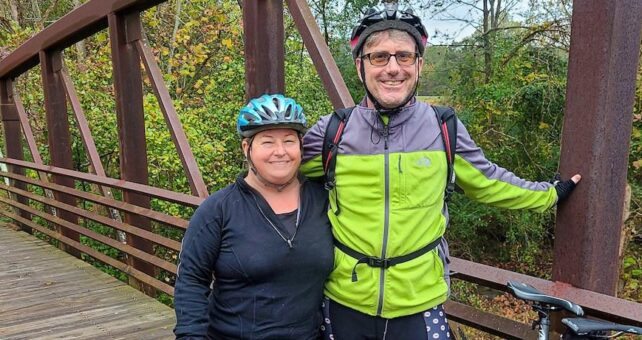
0 158 202 296
0 0 640 338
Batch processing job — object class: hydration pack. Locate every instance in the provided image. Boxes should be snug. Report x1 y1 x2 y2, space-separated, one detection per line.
321 105 458 201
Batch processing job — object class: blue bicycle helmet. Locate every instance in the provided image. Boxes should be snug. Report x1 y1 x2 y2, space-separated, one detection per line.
237 94 307 138
350 1 428 59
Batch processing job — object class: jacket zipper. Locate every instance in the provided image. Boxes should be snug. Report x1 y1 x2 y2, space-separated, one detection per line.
377 122 390 316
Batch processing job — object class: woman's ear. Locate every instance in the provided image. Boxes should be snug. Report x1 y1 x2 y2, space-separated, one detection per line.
241 138 250 158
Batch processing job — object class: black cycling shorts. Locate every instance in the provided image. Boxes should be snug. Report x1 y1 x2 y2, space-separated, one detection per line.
321 297 452 340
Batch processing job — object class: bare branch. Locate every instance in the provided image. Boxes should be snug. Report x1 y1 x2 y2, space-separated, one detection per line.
40 0 60 28
500 20 564 66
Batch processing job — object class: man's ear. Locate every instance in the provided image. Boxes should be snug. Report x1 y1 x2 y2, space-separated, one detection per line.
355 58 364 82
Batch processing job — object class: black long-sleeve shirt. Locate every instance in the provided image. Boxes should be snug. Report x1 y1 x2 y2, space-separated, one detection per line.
174 174 334 339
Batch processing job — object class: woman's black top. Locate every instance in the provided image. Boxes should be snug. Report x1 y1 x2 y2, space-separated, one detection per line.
174 174 334 339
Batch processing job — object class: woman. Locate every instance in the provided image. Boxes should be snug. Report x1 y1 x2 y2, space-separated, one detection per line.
174 94 334 339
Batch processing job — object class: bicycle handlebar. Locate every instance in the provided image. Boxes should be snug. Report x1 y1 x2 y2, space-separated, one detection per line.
507 281 642 339
562 318 642 336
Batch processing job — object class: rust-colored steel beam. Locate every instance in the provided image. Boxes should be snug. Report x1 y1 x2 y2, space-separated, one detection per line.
60 69 109 182
451 257 642 326
286 0 355 109
60 66 125 239
0 0 168 79
554 0 642 295
0 184 181 252
2 210 174 296
0 197 177 274
14 90 60 218
40 49 81 258
0 158 202 206
109 10 155 293
243 0 284 100
0 170 188 229
444 300 537 340
12 92 43 168
136 39 208 198
0 78 31 233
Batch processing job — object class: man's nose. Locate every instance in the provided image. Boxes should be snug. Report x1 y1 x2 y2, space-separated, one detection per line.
385 55 401 72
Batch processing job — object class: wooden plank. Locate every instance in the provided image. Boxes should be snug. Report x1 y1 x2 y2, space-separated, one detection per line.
0 280 124 312
1 303 173 337
0 226 175 339
51 315 175 340
107 318 175 339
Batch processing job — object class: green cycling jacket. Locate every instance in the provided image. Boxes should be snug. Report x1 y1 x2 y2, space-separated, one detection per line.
301 99 557 318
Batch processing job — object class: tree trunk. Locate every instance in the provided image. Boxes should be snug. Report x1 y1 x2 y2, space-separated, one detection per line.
483 0 492 84
30 0 42 29
9 0 20 24
321 0 329 46
73 0 86 62
493 0 502 30
168 0 182 76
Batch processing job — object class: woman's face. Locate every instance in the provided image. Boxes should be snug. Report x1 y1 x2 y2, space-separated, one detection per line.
243 128 301 185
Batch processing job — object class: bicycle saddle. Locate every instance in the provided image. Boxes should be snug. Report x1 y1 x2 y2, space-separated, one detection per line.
562 317 642 336
507 281 584 316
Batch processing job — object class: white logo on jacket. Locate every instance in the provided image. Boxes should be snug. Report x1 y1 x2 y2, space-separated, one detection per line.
416 157 431 168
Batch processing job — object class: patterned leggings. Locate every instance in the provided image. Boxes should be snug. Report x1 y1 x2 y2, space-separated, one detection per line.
321 297 452 340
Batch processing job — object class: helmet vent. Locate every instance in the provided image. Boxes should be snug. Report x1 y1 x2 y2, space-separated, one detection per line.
236 94 307 137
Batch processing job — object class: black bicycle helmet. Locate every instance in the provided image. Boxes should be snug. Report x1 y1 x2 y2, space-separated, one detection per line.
350 1 428 59
237 94 307 138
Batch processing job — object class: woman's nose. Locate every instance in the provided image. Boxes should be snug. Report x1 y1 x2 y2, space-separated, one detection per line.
273 141 287 154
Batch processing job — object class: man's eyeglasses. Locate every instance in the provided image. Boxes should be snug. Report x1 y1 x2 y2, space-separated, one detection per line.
360 51 419 66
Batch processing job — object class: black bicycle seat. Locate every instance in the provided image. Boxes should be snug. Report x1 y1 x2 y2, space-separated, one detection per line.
562 317 642 336
507 281 584 316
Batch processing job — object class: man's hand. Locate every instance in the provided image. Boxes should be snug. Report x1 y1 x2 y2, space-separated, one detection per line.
554 174 581 203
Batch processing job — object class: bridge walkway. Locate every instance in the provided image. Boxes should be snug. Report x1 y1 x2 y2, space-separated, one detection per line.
0 225 176 339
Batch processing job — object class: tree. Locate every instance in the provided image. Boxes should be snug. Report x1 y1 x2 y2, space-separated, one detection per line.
424 0 571 83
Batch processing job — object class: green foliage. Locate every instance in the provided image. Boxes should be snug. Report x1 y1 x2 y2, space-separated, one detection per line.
621 251 642 302
284 12 334 124
420 46 452 96
629 47 642 229
446 193 552 271
428 20 571 269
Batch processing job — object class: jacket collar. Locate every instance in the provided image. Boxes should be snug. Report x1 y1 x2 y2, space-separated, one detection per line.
356 96 418 129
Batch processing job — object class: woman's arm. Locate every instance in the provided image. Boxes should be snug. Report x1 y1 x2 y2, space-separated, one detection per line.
173 198 222 339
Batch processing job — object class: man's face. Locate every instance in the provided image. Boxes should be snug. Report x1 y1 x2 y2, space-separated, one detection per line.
356 32 423 109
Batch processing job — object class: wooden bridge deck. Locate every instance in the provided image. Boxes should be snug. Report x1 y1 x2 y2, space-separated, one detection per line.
0 225 176 339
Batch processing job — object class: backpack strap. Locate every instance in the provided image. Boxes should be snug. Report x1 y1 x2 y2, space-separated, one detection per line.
322 106 354 191
432 105 458 202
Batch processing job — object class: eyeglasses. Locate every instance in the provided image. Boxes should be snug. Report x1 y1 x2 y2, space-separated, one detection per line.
360 51 419 66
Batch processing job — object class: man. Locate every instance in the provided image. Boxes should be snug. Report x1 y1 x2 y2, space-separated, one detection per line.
301 2 580 339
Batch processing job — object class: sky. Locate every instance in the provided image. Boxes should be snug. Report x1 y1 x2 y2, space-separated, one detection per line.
420 0 531 44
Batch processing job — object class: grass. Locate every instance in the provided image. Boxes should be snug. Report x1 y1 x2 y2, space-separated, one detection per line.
417 95 449 105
